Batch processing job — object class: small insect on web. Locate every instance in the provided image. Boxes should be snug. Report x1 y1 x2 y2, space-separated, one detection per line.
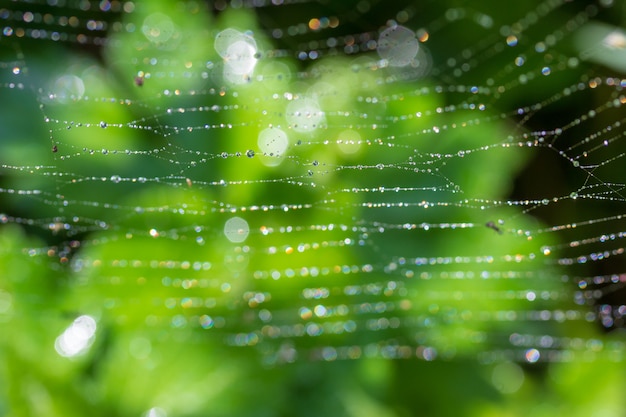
485 220 503 235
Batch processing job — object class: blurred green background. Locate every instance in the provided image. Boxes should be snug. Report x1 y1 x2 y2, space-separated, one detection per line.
1 0 626 416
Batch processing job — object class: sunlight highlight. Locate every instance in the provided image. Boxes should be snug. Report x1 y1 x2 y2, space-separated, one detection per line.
214 28 259 84
54 315 97 358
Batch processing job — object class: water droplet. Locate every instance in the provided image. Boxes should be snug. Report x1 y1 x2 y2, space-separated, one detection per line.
525 348 540 363
506 35 518 47
100 121 107 128
110 175 121 183
246 150 255 158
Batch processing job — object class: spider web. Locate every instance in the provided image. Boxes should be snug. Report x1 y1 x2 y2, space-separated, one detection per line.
1 0 626 372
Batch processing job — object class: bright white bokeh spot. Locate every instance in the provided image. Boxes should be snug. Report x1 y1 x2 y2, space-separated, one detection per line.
54 315 97 358
491 362 525 394
286 98 325 132
142 13 176 44
226 40 258 75
144 407 167 417
224 216 250 243
53 75 85 103
258 127 289 166
337 129 361 154
603 30 626 49
377 25 419 67
525 348 540 363
215 29 258 84
214 28 244 57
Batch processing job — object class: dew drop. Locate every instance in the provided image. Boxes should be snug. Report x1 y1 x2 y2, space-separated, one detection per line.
246 150 255 158
506 35 518 46
525 348 540 363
